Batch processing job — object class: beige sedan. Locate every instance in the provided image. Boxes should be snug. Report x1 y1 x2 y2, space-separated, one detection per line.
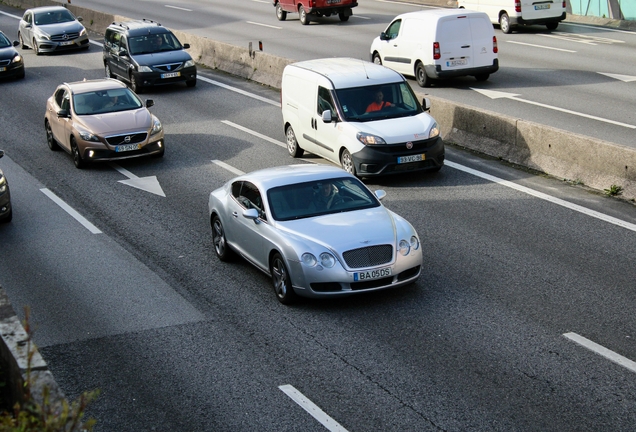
44 78 165 168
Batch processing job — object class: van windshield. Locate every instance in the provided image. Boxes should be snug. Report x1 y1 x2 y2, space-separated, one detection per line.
334 81 422 122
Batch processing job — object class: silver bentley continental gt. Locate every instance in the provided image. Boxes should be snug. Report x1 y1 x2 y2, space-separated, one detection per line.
208 164 422 304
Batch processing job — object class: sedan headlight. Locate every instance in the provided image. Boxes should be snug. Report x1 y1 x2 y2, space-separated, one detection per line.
36 33 51 41
184 59 195 68
150 115 163 135
0 176 6 193
429 122 440 139
410 236 420 251
356 132 386 146
301 253 317 267
77 128 100 142
398 239 410 256
12 55 23 64
80 28 86 36
138 65 153 73
319 252 336 268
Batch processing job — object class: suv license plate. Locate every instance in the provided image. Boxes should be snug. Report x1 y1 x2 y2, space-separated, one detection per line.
397 154 424 164
354 267 392 281
161 72 180 79
116 143 141 152
535 4 550 9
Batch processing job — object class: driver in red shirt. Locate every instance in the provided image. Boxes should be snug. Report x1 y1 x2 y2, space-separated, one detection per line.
366 89 394 112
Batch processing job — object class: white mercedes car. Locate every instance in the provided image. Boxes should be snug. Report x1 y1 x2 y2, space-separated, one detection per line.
208 164 422 304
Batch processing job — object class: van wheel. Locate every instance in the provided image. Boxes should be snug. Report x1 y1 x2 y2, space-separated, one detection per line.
340 149 356 176
276 3 287 21
286 126 304 158
546 22 558 31
372 53 382 65
475 73 490 82
415 62 430 88
499 13 511 34
299 6 310 25
339 12 349 22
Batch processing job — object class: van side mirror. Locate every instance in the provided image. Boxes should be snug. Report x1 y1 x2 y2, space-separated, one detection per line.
321 110 332 123
380 32 389 41
145 99 154 108
422 97 431 112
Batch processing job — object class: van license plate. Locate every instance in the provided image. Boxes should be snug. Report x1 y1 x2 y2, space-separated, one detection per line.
161 72 180 79
535 4 550 9
116 143 141 152
354 267 392 281
447 59 468 67
398 154 424 164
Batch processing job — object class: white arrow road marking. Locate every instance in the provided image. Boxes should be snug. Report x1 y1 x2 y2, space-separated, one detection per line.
110 163 166 197
471 88 636 129
598 72 636 82
564 333 636 374
279 385 349 432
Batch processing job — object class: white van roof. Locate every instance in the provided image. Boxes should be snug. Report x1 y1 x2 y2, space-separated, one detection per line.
288 57 403 89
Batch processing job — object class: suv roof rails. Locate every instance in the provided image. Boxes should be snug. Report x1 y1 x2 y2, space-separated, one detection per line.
141 18 162 26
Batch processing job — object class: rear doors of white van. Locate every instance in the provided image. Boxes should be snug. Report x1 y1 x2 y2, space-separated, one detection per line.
436 13 495 74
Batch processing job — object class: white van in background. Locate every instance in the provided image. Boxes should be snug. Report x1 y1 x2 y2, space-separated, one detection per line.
280 58 445 177
370 9 498 88
457 0 567 33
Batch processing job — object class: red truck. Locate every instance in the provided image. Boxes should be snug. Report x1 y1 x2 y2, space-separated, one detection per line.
273 0 358 25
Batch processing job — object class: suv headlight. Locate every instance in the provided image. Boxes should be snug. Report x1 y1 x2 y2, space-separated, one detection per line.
138 65 153 73
429 122 440 139
184 59 195 68
150 115 163 135
356 132 386 145
77 128 99 142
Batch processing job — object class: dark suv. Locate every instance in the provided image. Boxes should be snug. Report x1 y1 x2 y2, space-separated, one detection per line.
103 19 196 93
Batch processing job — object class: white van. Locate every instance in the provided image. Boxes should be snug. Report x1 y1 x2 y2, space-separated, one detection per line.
457 0 567 33
280 58 444 177
370 9 498 88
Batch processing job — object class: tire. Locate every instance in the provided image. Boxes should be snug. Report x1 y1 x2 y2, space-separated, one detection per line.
339 12 349 22
0 208 12 224
186 79 197 88
211 215 234 262
105 63 113 78
18 33 26 49
45 120 59 151
271 252 297 305
286 125 304 158
340 148 356 176
276 3 287 21
499 13 511 34
71 137 85 169
546 22 558 30
475 73 490 82
130 74 143 94
415 62 430 88
299 6 310 25
16 69 25 80
372 53 382 66
33 39 40 55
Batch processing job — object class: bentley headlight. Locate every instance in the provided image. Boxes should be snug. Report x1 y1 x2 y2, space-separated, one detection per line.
150 115 163 135
77 128 99 142
138 65 153 73
319 252 336 268
301 253 317 267
398 239 410 256
429 122 440 139
184 59 195 68
356 132 386 146
410 236 420 251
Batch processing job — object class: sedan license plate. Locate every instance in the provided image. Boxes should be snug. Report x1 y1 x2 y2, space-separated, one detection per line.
116 143 141 152
397 154 424 164
447 59 468 67
0 67 5 72
161 72 180 79
60 40 75 46
354 267 392 281
535 4 550 9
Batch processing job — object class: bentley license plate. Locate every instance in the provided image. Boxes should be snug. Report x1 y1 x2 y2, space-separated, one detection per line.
397 154 424 164
161 72 180 79
116 143 141 152
354 267 392 281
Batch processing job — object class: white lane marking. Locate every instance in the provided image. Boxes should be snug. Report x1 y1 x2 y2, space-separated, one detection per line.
197 76 280 107
446 160 636 233
352 15 371 20
212 160 245 175
246 21 282 29
564 332 636 373
279 385 349 432
165 4 192 11
539 32 625 45
221 120 286 148
374 0 438 7
40 188 102 234
0 10 22 19
562 22 636 35
506 40 576 52
598 72 636 82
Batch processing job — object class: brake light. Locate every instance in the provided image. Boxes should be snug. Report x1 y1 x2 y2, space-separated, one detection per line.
309 0 316 7
562 0 566 7
493 36 498 53
515 0 521 12
433 42 440 60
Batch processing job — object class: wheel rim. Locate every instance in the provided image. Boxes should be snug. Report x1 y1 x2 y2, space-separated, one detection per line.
277 5 282 18
272 257 288 298
417 67 425 86
73 145 80 166
300 7 306 23
286 128 297 155
373 55 381 65
341 151 354 174
33 40 38 54
130 75 137 92
501 16 509 32
105 64 111 78
45 122 53 147
213 219 226 257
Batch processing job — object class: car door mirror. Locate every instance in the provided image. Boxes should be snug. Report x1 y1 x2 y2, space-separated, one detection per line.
12 41 19 47
77 16 83 22
183 43 190 49
374 190 386 201
56 109 70 118
422 98 431 112
118 49 127 57
145 99 154 108
243 208 259 221
322 110 332 123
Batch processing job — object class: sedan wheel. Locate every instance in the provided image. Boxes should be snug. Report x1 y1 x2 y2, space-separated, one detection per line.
18 33 26 49
286 125 304 158
271 253 297 305
212 216 234 261
33 39 40 55
45 120 59 151
71 138 85 169
340 148 356 176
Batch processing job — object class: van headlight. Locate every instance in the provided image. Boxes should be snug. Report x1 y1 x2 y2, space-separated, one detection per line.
429 122 440 139
150 115 163 135
356 132 386 145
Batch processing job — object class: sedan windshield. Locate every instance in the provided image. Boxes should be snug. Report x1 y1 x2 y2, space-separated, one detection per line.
34 9 75 25
73 88 143 115
334 81 422 122
267 177 380 221
128 33 183 55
